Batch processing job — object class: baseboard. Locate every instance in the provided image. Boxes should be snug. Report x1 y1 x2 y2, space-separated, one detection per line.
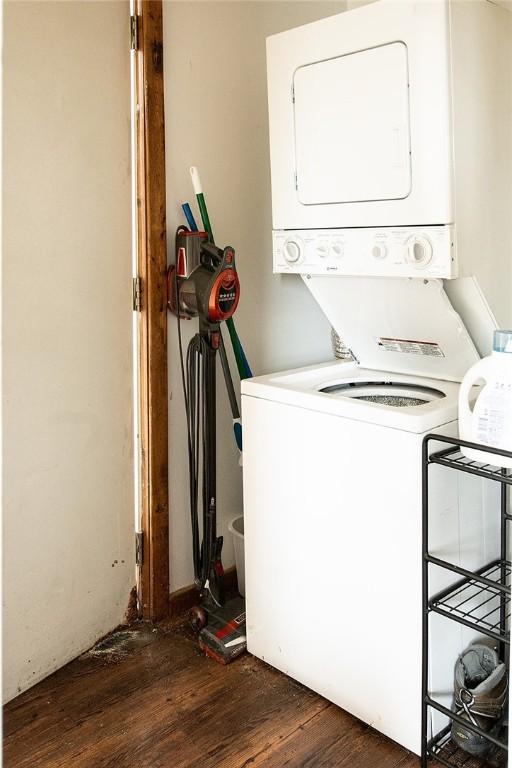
169 566 239 618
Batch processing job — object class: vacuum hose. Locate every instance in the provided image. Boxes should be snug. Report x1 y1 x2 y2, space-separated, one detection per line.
184 332 208 587
180 330 224 605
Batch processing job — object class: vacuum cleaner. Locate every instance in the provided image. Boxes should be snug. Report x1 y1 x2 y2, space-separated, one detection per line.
167 223 247 664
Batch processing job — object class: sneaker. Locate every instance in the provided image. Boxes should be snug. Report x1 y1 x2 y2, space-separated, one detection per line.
451 644 508 758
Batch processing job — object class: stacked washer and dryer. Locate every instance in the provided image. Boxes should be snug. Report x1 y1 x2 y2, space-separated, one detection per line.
242 0 512 756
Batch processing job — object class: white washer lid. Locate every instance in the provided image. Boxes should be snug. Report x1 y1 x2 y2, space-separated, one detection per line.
303 275 480 382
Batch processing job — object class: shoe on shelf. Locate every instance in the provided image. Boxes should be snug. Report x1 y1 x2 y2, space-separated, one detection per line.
451 643 508 758
486 716 509 768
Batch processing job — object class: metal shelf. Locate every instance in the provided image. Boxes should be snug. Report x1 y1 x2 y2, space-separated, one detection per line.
428 441 512 489
429 560 511 645
422 435 510 768
427 728 507 768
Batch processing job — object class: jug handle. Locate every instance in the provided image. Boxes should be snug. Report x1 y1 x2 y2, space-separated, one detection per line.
459 358 490 415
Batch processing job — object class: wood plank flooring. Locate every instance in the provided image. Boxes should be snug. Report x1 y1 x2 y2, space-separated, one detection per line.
4 620 423 768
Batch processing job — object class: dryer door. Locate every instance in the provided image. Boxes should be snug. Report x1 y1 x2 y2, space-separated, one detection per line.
267 0 454 231
294 42 411 206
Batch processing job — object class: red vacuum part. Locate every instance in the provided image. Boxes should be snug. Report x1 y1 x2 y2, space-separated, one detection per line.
207 267 240 323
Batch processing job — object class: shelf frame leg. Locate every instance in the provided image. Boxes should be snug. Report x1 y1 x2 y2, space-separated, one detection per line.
421 438 430 768
500 473 508 663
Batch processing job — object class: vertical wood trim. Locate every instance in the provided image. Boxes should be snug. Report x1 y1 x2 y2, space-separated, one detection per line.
134 0 169 620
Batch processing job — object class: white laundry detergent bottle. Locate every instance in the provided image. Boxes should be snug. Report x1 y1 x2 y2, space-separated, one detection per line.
458 330 512 468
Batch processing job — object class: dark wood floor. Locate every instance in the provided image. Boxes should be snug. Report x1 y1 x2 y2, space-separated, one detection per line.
4 620 423 768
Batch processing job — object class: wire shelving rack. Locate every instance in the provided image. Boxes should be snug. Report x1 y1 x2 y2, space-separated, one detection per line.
422 435 511 768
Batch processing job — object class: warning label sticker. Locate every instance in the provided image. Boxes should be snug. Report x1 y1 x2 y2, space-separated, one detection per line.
377 337 445 357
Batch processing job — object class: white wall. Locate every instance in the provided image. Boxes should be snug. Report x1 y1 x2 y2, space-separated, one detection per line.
450 0 512 329
2 1 134 701
164 1 345 592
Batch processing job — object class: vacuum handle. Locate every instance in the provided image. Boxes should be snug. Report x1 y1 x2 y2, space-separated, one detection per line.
201 241 223 268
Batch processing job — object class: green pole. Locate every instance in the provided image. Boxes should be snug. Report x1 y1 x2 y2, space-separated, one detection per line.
196 193 213 242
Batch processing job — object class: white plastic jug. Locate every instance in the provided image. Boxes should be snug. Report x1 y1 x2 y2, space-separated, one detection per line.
458 330 512 468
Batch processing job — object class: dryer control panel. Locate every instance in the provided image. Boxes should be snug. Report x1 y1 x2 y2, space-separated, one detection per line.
273 225 456 279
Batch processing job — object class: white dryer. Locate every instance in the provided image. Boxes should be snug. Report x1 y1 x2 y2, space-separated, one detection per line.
242 277 500 755
267 0 512 330
267 0 453 234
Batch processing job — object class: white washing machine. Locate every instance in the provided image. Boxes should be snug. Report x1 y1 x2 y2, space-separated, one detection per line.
247 0 510 755
242 278 500 755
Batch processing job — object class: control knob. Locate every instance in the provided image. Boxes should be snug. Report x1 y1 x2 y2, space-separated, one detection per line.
372 243 387 260
283 238 303 265
406 235 433 268
331 241 344 258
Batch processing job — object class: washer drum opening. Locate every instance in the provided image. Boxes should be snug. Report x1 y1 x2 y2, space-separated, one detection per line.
318 380 446 408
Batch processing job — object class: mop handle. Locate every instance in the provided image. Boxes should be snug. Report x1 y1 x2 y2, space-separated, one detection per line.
219 332 243 453
219 331 241 421
182 202 198 232
190 166 214 242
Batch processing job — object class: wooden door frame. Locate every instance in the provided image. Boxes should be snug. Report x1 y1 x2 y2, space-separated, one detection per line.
133 0 169 620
